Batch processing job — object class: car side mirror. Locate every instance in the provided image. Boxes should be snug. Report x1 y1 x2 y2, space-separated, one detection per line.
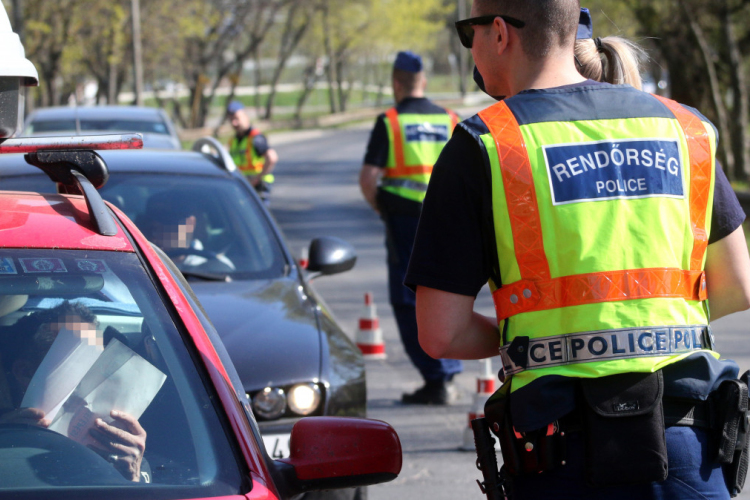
305 236 356 276
275 417 401 496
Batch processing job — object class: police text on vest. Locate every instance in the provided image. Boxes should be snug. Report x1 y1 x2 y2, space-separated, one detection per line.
543 139 684 205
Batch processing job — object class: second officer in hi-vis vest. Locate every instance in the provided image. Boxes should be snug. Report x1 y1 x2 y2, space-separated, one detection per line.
359 51 463 405
227 100 278 205
407 0 750 498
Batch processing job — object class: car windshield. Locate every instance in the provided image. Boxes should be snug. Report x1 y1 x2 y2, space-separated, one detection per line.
26 119 77 134
0 249 243 499
99 173 288 281
79 119 170 135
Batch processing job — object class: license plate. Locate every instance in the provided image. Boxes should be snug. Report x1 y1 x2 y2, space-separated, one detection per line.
262 433 291 459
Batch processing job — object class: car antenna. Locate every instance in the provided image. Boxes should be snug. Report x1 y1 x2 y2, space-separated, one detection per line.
5 133 145 237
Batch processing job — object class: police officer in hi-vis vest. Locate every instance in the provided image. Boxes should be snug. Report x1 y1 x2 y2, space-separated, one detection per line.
227 101 278 204
406 0 750 498
359 51 463 405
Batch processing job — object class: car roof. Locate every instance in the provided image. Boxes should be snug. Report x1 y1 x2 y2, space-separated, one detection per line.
0 191 134 251
0 149 232 177
28 106 166 122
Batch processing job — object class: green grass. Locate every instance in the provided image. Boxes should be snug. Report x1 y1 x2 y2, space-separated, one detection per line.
144 88 389 113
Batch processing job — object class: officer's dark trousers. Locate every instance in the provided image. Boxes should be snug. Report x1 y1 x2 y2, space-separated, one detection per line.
510 426 729 500
383 212 463 382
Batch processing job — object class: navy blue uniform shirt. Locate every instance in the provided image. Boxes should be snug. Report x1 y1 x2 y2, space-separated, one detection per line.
236 128 270 157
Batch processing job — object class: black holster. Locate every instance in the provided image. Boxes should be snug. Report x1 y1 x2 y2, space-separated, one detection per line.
713 370 750 497
580 371 667 487
484 383 566 476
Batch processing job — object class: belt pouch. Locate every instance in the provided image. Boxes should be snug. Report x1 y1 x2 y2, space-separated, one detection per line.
717 371 750 497
581 371 667 487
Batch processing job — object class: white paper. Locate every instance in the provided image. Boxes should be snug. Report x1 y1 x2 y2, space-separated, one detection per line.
48 339 166 447
21 327 103 421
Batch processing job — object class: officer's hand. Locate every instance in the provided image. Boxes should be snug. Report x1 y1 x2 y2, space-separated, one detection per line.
88 410 146 482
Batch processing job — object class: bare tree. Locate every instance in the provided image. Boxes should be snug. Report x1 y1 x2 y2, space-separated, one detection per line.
264 0 316 120
182 0 293 128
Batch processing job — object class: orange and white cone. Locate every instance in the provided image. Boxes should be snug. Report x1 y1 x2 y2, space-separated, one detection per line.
298 246 309 269
461 358 500 450
355 292 386 359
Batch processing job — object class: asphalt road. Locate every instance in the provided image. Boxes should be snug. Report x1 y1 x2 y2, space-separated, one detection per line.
268 124 750 500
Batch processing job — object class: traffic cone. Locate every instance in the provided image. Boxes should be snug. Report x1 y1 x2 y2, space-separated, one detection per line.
298 246 309 269
461 358 500 451
355 292 386 359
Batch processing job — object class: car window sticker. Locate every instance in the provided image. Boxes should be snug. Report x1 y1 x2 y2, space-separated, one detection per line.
19 257 67 273
0 257 18 274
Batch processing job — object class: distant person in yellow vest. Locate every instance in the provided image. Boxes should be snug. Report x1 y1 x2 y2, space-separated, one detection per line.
227 101 278 205
359 51 463 405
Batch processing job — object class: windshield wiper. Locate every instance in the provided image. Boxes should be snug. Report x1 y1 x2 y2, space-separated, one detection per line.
180 270 232 282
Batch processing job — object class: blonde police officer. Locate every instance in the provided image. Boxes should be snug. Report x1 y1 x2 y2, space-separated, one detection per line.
406 0 750 498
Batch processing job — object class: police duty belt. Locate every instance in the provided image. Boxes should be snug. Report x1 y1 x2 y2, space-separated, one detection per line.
498 325 714 379
380 178 428 192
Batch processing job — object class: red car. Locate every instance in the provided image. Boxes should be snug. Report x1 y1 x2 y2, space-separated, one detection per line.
0 148 401 499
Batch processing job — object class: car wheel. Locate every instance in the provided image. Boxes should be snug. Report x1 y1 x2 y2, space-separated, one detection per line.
301 486 367 500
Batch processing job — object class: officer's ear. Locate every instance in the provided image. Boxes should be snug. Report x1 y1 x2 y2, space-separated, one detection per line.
493 16 511 56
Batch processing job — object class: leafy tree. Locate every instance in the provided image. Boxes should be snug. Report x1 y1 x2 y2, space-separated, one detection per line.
590 0 750 180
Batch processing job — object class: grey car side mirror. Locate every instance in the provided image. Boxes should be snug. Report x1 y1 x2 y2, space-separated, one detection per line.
306 236 356 276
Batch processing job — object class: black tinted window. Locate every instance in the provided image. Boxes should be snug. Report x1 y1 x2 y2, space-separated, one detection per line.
80 120 168 135
101 174 287 280
26 120 77 134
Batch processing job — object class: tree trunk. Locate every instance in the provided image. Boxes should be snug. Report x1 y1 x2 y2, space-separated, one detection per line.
294 57 322 125
108 59 118 104
724 3 750 180
253 46 263 117
264 4 310 120
321 2 338 114
680 0 735 175
336 56 348 112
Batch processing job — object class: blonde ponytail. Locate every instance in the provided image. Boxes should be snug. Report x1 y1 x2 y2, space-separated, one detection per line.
575 36 647 89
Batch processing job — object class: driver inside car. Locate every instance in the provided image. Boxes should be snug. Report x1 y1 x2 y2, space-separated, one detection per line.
143 191 235 274
0 301 148 482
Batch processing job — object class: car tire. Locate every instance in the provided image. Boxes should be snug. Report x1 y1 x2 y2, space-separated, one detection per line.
301 486 367 500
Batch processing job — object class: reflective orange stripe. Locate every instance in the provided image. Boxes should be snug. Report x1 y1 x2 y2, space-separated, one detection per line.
481 99 712 321
448 111 459 132
653 95 712 271
383 165 432 177
386 108 458 174
479 102 550 281
244 128 264 174
492 268 707 321
385 108 406 170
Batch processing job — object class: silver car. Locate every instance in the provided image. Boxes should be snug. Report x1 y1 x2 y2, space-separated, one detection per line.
23 105 181 149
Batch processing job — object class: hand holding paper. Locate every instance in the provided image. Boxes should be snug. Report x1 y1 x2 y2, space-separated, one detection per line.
48 339 166 446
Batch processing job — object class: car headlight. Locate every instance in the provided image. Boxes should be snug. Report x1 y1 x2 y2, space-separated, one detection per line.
288 383 321 416
252 387 286 419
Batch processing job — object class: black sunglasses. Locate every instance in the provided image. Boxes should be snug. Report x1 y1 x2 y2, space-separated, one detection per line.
455 15 526 49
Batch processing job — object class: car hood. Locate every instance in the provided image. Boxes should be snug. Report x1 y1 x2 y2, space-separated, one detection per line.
188 277 322 393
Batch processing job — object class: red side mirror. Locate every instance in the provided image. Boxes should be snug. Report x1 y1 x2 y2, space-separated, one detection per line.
276 417 402 494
